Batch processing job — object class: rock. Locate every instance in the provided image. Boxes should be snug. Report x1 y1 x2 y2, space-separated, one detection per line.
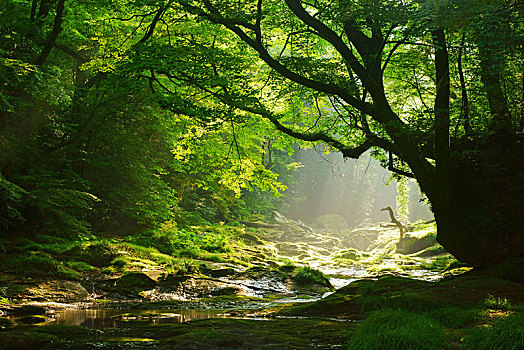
10 304 48 316
116 272 157 290
207 268 236 278
272 211 289 224
0 317 16 329
17 315 52 324
413 245 447 257
24 280 89 303
210 286 242 296
396 234 437 255
331 248 370 261
239 232 264 245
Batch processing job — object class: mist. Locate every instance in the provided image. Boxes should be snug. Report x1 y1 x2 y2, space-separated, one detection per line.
282 146 433 227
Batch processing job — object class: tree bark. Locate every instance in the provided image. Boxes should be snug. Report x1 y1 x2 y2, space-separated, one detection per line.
434 136 524 266
457 33 470 135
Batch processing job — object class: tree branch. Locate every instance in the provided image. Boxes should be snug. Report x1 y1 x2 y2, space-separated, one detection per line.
35 0 66 67
283 0 367 79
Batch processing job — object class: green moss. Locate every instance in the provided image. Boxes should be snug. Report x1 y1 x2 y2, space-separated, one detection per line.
293 266 332 287
420 255 457 271
0 331 59 348
332 248 370 261
64 260 96 272
347 308 446 350
79 241 118 267
410 220 437 233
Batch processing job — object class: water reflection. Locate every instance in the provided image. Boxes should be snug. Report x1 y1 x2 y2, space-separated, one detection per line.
47 309 231 329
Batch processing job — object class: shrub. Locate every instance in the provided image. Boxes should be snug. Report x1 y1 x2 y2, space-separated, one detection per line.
464 312 524 349
347 309 446 350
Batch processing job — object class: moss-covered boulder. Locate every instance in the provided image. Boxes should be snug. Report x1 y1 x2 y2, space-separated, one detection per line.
396 234 437 255
115 272 157 295
0 331 59 349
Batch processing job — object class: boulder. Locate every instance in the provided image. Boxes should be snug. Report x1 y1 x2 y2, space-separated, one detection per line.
396 234 437 255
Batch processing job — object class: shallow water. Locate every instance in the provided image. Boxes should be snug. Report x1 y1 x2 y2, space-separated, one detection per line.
41 308 233 328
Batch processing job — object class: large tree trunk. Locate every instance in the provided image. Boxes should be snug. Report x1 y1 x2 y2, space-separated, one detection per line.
433 135 524 267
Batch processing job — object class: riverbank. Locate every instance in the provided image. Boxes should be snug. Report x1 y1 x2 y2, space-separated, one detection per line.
1 219 523 349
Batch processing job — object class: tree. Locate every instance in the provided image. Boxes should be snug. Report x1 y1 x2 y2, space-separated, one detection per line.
0 0 282 235
132 0 523 266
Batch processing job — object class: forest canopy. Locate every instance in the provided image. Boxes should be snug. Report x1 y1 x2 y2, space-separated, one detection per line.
0 0 523 267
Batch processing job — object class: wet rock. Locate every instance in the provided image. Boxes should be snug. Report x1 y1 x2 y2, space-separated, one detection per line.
207 268 235 278
210 286 242 296
17 315 52 324
8 304 48 316
24 280 89 303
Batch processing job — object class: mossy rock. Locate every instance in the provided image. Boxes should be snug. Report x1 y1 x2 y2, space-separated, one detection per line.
11 304 47 316
413 245 447 257
116 272 157 292
0 331 59 349
396 234 437 254
0 317 16 329
292 266 332 289
332 248 370 261
17 315 52 325
206 267 235 278
80 241 118 267
239 232 264 245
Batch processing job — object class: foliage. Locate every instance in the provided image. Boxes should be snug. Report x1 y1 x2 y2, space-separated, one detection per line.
346 308 446 350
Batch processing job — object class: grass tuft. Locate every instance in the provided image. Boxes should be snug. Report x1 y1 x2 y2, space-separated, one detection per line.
347 308 445 350
464 312 524 349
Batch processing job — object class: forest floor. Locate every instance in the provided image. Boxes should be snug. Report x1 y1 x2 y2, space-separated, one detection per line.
1 218 523 349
